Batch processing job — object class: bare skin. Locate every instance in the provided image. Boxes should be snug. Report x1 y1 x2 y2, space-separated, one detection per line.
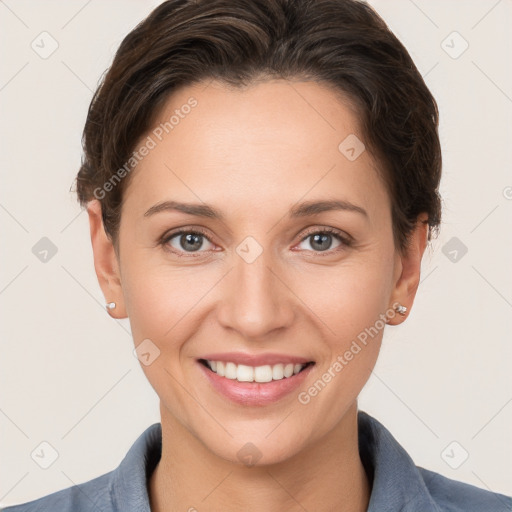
87 79 428 512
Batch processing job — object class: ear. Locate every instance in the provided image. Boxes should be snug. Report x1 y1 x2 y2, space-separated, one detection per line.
87 200 127 319
387 213 429 326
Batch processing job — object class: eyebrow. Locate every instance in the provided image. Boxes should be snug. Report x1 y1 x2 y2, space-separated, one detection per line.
290 199 367 218
143 199 368 220
144 200 225 220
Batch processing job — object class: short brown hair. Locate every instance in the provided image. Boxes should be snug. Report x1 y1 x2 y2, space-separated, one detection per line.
75 0 442 251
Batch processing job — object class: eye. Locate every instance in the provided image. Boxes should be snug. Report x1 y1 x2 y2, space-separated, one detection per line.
160 226 352 258
296 228 351 254
162 228 216 256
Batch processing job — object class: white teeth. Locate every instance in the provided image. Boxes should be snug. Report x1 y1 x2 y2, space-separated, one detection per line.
236 364 254 382
205 360 308 383
283 363 294 378
225 362 237 380
272 364 284 380
254 365 273 383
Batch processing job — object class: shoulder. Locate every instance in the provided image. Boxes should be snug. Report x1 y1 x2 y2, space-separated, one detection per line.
418 466 512 512
0 471 114 512
1 422 162 512
357 410 512 512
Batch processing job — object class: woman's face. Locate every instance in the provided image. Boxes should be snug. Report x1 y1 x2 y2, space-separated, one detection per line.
92 79 424 465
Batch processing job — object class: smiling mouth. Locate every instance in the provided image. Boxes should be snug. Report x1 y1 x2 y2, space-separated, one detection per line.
198 359 315 383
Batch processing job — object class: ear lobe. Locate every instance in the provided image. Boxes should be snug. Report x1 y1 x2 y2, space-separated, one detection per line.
86 200 127 319
387 214 429 326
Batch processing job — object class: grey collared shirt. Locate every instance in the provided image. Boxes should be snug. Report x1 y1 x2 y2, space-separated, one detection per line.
2 411 511 511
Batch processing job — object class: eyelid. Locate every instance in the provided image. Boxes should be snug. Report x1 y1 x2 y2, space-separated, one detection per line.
161 226 212 240
298 226 353 245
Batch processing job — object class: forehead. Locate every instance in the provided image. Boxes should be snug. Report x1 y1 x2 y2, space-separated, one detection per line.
124 79 389 221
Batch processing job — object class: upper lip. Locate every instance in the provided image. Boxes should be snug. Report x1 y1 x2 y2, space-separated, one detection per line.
199 352 314 367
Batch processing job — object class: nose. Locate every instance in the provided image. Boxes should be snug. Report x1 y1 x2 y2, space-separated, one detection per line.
216 247 295 340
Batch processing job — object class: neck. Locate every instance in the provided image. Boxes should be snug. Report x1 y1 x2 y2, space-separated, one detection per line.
149 401 370 512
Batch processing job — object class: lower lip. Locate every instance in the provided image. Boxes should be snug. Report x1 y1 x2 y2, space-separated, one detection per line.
197 361 315 406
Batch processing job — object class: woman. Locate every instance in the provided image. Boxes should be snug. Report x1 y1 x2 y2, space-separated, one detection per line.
3 0 510 510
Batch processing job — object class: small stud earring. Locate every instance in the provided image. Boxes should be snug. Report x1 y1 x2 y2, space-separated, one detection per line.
106 302 116 310
395 304 407 316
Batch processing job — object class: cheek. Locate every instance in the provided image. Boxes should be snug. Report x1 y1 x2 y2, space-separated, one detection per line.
291 257 393 426
293 252 395 338
120 236 217 337
120 258 209 414
123 266 202 342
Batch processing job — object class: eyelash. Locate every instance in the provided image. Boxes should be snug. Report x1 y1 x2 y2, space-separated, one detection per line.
160 226 352 258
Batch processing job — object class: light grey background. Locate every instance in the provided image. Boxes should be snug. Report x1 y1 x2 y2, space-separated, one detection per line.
1 0 511 506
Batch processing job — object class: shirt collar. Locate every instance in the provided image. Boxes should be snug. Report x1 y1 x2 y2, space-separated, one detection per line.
110 421 162 512
358 410 441 512
109 411 440 511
